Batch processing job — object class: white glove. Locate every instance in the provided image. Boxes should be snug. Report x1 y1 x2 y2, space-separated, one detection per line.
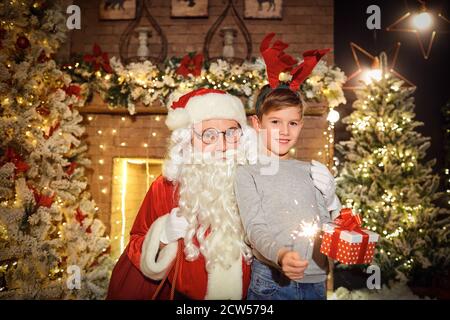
160 207 189 244
311 160 340 212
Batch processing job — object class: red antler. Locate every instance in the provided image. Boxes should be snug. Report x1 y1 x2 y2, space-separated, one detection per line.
260 33 298 88
289 48 331 91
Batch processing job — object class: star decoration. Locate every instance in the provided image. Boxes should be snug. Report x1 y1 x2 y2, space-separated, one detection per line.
343 42 415 90
386 2 450 59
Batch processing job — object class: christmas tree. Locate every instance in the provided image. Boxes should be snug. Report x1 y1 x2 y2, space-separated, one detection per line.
336 65 450 285
0 1 112 299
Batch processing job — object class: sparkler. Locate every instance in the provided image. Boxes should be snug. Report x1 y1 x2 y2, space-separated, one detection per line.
287 217 320 259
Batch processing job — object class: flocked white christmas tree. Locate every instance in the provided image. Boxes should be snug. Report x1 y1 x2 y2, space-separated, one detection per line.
0 0 112 299
336 54 450 286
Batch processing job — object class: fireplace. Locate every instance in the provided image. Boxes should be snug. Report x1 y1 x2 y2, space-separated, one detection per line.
110 158 163 260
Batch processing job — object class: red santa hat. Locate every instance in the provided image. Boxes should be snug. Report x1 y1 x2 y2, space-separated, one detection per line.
165 88 247 131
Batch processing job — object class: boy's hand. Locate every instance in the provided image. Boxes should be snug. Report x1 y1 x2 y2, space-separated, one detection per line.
278 249 309 281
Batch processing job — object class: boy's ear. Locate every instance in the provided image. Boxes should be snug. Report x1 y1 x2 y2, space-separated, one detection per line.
250 115 261 131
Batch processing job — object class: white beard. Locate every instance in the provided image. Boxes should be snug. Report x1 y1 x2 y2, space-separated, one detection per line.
177 155 252 272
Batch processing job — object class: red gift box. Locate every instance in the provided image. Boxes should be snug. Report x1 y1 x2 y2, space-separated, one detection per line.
320 208 379 265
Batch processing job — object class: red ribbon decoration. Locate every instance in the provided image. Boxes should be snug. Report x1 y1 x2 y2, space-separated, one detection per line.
329 208 369 264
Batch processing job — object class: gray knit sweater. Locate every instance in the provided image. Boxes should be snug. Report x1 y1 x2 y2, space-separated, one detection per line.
234 157 341 283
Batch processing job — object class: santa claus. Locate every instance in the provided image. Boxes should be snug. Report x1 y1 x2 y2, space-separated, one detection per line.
106 88 339 300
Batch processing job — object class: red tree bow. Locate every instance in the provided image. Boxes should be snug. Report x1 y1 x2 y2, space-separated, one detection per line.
28 184 55 208
1 147 29 175
260 33 331 91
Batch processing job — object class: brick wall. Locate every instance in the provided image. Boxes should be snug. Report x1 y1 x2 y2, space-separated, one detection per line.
70 0 333 62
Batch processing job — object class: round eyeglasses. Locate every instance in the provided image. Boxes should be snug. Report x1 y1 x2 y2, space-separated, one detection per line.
193 126 243 145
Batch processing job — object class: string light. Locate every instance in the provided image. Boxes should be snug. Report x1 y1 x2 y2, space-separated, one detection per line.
120 160 127 253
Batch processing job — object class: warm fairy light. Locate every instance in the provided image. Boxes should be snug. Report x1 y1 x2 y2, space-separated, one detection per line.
97 130 102 135
121 117 126 121
99 175 104 180
120 142 126 147
120 161 128 253
101 188 108 194
363 69 382 84
143 143 148 148
327 109 340 123
98 159 104 165
155 116 160 122
99 144 105 150
413 11 433 30
363 57 383 84
88 116 93 121
112 129 117 134
151 132 156 137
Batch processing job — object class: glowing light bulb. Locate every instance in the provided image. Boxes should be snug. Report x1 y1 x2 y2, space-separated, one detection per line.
413 11 432 30
327 109 340 123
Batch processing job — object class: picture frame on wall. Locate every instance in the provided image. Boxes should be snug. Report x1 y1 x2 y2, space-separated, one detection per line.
99 0 137 20
244 0 283 19
171 0 208 18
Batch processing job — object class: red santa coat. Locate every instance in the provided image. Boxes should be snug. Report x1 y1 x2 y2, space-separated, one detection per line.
107 175 251 300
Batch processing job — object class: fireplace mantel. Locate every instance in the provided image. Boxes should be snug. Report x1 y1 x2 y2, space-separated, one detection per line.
77 93 328 116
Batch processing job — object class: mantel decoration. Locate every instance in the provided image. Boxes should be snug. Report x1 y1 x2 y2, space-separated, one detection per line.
119 0 168 64
64 44 347 116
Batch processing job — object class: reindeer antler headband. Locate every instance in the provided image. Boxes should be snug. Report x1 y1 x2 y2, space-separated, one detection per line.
256 33 331 113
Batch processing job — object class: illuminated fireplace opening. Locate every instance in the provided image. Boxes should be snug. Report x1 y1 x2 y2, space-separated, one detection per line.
110 157 163 260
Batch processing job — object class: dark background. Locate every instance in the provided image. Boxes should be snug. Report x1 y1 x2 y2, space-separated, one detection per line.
334 0 449 186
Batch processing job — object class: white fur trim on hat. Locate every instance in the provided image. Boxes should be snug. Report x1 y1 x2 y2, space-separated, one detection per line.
165 93 247 131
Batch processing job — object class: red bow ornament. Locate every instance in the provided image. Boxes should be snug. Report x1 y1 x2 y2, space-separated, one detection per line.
83 43 113 74
176 53 203 77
